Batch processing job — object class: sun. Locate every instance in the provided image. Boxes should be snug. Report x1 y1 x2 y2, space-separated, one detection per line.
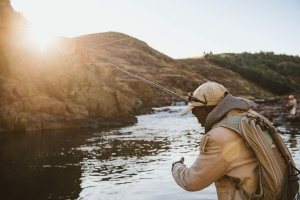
28 24 57 51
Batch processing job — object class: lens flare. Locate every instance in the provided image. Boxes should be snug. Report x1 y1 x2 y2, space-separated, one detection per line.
28 24 57 51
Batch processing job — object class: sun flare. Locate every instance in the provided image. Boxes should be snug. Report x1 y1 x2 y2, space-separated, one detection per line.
28 24 57 51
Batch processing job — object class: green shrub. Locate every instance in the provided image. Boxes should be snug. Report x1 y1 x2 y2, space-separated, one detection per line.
0 112 27 131
204 52 298 95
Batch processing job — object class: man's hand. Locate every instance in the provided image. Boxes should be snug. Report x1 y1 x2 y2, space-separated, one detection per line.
172 157 185 171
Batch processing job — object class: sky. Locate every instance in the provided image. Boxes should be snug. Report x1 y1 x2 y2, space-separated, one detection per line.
10 0 300 59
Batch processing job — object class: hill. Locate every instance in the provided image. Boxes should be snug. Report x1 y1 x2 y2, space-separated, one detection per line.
177 57 276 99
203 52 300 95
0 1 298 132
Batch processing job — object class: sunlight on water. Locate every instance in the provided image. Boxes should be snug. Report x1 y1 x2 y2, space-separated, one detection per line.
77 106 217 200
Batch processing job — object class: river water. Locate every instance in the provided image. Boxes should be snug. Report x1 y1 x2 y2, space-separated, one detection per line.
1 106 299 200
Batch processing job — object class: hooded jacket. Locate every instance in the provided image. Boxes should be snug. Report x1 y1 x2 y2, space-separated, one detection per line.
172 94 259 200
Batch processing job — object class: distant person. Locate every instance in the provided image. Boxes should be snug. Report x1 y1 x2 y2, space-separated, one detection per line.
287 95 297 120
171 82 298 199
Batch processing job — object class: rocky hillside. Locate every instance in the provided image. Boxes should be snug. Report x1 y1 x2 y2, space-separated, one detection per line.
0 1 206 131
0 1 297 132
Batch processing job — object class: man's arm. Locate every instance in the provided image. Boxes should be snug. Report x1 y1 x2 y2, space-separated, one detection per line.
172 132 227 191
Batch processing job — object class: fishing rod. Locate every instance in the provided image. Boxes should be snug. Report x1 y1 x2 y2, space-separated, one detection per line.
96 62 188 102
66 36 189 102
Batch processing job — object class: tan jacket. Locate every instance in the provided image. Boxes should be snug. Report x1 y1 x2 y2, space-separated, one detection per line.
172 126 259 200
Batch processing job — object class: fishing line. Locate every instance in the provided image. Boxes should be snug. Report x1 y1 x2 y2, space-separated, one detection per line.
65 37 132 67
66 37 188 102
97 62 188 102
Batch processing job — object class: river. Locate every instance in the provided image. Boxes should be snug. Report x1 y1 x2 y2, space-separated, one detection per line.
0 106 299 200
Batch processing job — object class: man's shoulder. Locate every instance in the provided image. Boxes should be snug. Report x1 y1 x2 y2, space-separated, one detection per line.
207 127 241 145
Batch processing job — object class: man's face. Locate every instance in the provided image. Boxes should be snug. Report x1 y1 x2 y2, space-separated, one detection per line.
192 106 208 127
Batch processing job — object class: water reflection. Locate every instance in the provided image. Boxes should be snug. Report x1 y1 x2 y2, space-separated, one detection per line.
0 129 87 200
76 133 171 185
0 106 299 200
79 134 170 159
289 134 298 148
77 107 214 200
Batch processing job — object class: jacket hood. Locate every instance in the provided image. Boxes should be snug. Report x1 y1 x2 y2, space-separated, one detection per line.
205 94 254 133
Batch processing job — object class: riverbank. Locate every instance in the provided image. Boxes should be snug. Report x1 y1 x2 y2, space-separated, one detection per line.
254 95 300 131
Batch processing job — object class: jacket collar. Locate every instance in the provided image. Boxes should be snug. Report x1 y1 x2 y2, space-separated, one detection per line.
205 94 254 133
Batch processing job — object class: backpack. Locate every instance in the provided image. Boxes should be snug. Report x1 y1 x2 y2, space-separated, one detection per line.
215 110 300 199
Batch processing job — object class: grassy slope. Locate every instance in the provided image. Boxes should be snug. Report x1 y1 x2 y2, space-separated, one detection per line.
202 53 300 95
178 57 277 99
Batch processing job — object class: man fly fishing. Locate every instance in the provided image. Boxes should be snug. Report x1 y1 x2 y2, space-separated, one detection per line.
171 81 299 200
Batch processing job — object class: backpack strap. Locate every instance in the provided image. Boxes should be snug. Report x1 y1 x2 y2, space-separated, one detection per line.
214 110 266 199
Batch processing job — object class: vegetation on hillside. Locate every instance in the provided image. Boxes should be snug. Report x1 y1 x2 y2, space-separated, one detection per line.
204 52 300 95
